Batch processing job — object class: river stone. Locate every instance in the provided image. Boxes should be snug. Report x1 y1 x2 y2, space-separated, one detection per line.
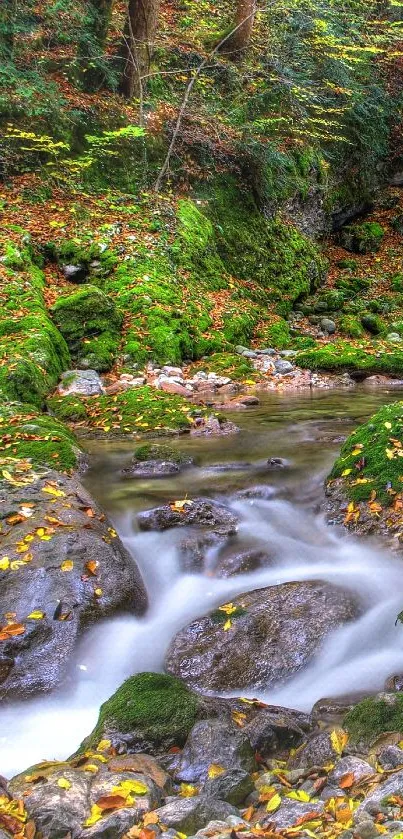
137 498 239 535
0 470 147 701
214 548 275 578
320 318 336 334
9 765 162 839
155 797 240 834
244 706 312 756
261 799 325 830
62 263 87 282
202 769 254 805
329 756 373 786
356 769 403 820
165 581 357 693
173 719 256 784
234 485 276 500
121 460 180 478
274 359 294 374
289 731 338 768
58 369 104 396
190 416 240 437
180 533 228 573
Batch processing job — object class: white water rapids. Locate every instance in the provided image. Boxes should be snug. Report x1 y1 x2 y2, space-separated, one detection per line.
2 389 403 778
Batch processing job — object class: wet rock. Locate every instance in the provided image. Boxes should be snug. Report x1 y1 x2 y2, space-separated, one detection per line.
261 799 324 830
58 369 104 396
173 719 256 784
206 462 253 474
311 695 363 726
242 350 257 359
0 471 147 701
253 357 275 374
235 346 249 355
121 460 180 479
214 548 275 578
62 263 87 282
155 797 240 834
274 360 294 374
378 746 403 770
267 457 287 469
137 499 238 535
165 581 357 693
234 485 275 500
180 533 227 573
290 732 339 768
203 769 254 805
190 416 240 437
329 756 373 786
244 706 312 756
356 769 403 819
238 395 260 406
9 763 162 839
159 380 191 397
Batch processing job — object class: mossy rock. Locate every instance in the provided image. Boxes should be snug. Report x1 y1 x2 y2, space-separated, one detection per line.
0 401 80 470
344 694 403 744
257 318 291 350
296 342 403 380
79 672 201 752
133 443 193 465
189 352 254 381
361 313 385 335
328 400 403 503
51 286 123 372
65 386 200 434
335 274 371 297
340 222 385 254
339 315 364 339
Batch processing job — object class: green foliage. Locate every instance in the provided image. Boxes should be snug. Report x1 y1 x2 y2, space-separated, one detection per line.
344 694 403 743
329 400 403 503
0 401 79 470
340 222 385 255
339 314 364 339
47 395 88 423
296 342 403 380
81 672 201 750
133 443 191 464
190 352 255 381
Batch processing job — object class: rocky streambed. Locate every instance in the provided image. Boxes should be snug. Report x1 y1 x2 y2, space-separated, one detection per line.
4 389 403 839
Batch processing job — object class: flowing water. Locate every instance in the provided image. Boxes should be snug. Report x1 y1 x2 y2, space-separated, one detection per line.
3 387 403 777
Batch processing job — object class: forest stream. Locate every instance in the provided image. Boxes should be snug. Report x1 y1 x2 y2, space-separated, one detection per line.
3 387 403 778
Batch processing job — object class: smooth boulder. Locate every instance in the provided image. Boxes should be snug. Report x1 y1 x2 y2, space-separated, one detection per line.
0 471 147 701
137 498 238 535
165 581 357 693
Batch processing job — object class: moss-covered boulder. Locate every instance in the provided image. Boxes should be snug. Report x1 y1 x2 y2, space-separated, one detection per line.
328 400 403 504
0 401 81 470
47 394 88 423
132 443 193 465
296 341 403 378
340 222 385 254
344 693 403 744
0 246 70 406
51 286 123 372
339 315 364 339
80 673 202 753
361 313 385 335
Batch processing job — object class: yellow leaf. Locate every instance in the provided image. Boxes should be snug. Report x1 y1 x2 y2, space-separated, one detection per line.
43 485 65 497
352 447 363 456
10 560 26 570
27 610 45 620
119 780 148 795
232 710 247 727
266 793 282 813
286 790 311 802
223 619 232 631
57 778 71 790
386 448 396 460
218 603 237 615
385 422 392 430
83 764 99 773
60 560 74 572
208 764 226 779
180 783 198 797
94 588 103 597
84 804 103 826
97 739 111 752
0 557 10 570
342 469 352 477
330 729 349 756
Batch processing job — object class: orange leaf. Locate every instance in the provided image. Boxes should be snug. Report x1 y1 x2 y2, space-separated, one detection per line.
96 794 127 812
339 772 354 789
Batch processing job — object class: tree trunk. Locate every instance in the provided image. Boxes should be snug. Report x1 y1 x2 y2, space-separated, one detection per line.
222 0 257 57
119 0 161 99
79 0 113 92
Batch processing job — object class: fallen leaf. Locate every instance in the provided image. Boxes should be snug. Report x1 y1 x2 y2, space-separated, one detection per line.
60 560 74 572
331 729 349 756
266 793 282 813
27 611 45 620
208 764 226 779
339 772 354 789
57 778 72 790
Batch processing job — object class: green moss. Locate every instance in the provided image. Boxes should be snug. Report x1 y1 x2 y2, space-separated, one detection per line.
257 319 291 349
173 199 228 291
51 285 122 372
0 401 80 470
340 222 385 254
335 274 371 297
81 672 201 750
189 352 254 380
344 694 403 743
133 443 191 464
339 315 364 339
329 401 403 503
361 313 385 335
0 247 70 406
296 341 403 380
47 395 88 423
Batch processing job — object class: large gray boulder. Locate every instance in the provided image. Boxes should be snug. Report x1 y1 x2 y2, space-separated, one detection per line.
137 498 238 536
165 581 358 693
0 471 147 700
173 719 256 784
155 796 240 834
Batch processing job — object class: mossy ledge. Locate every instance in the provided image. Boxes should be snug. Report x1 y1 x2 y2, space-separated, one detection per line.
0 402 81 471
296 342 403 378
328 401 403 505
344 693 403 744
79 672 201 753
